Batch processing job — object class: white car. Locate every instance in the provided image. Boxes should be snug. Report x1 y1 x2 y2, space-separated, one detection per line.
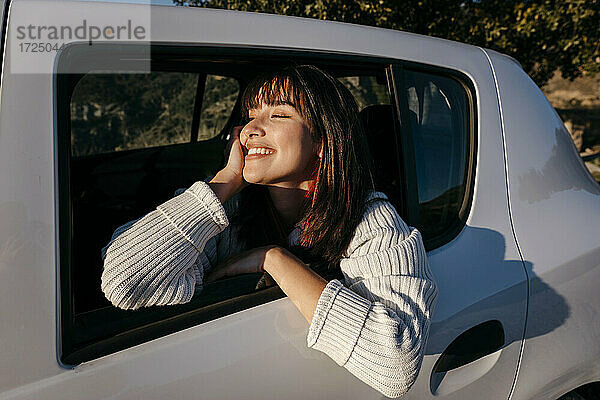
1 1 599 399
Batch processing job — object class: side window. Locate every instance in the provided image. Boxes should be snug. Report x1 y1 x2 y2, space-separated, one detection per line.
338 73 403 210
71 72 198 156
71 73 240 156
338 75 390 109
403 69 473 244
198 75 240 140
60 50 246 364
57 45 396 365
68 71 240 316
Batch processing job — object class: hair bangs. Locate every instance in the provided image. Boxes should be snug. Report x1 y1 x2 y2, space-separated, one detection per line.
241 71 310 125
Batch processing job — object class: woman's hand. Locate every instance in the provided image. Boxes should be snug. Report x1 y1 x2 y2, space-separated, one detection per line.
204 245 278 283
223 125 246 180
209 126 248 203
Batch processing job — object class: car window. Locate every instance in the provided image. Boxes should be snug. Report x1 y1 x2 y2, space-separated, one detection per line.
71 71 198 156
341 73 403 210
403 69 473 244
198 75 240 140
57 44 397 365
338 75 390 109
71 73 240 157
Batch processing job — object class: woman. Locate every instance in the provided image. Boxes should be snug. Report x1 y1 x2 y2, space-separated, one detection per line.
101 65 438 398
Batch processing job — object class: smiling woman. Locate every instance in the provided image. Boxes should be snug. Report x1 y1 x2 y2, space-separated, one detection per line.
229 66 378 264
100 65 438 398
240 102 317 189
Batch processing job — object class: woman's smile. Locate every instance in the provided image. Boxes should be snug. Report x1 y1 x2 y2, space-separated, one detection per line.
245 145 276 160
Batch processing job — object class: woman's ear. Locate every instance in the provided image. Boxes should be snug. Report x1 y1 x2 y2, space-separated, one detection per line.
317 143 323 159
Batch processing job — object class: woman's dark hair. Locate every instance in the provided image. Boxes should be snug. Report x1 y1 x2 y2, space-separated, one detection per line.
232 65 375 266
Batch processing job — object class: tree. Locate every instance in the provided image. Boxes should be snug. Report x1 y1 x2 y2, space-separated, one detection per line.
172 0 600 87
459 0 600 86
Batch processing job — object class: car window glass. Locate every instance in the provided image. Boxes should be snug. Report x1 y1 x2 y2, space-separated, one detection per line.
71 72 198 156
339 73 403 210
338 75 390 110
198 75 240 140
404 70 470 241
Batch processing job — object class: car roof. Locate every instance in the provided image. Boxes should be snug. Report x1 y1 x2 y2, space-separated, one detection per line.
46 0 517 65
4 0 523 73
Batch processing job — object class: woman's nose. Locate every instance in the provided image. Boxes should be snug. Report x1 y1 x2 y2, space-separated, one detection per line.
241 121 266 144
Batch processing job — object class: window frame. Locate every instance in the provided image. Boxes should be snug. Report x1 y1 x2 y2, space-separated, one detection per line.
190 71 207 143
56 43 403 366
389 62 478 251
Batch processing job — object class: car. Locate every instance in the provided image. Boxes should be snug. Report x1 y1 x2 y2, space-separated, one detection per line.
1 1 599 399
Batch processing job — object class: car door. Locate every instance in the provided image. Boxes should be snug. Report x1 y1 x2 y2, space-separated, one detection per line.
387 63 528 399
0 2 527 399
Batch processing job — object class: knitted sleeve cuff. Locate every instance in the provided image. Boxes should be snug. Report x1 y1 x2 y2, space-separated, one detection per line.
307 279 372 366
156 180 229 247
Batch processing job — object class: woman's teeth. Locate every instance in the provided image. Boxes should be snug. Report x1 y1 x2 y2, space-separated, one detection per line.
247 147 274 155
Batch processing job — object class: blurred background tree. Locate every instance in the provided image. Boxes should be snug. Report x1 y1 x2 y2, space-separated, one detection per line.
172 0 599 88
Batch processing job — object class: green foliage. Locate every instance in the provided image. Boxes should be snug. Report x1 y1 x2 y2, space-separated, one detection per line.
71 72 197 156
198 75 239 140
459 0 600 86
71 73 240 156
174 0 600 87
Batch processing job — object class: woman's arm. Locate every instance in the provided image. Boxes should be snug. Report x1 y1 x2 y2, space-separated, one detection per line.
304 196 438 398
101 127 247 310
204 195 438 398
263 248 328 323
100 180 230 310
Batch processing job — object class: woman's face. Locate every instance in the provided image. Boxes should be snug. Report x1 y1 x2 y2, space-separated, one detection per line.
240 101 320 189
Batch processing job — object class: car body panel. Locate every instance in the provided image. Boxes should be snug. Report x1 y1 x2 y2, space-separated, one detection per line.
486 50 600 400
0 1 531 399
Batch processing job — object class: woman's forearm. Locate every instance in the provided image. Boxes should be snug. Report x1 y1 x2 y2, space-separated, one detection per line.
208 170 242 203
101 181 229 309
263 247 328 323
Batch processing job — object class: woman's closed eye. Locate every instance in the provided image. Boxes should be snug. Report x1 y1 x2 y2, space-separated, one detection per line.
272 114 291 119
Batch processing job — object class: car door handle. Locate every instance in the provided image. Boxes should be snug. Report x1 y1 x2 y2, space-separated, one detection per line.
433 320 505 373
430 320 505 396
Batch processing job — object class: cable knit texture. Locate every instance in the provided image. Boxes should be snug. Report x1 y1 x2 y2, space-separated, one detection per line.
101 180 438 398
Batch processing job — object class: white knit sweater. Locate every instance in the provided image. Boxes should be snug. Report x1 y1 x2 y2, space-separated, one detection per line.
101 180 438 398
